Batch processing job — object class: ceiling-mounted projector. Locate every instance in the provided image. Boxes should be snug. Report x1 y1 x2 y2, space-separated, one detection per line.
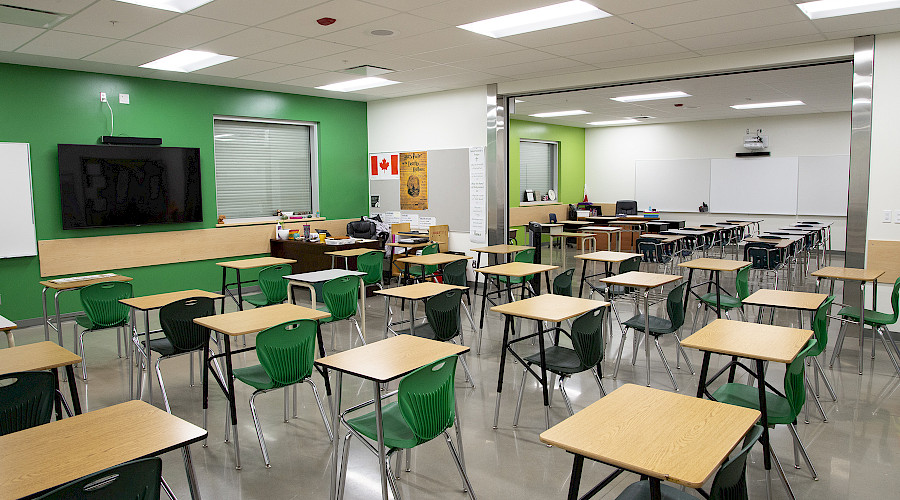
743 128 768 150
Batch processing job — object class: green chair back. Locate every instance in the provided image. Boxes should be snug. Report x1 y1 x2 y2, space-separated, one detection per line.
887 276 900 324
784 339 818 419
257 264 291 305
808 295 835 357
323 276 360 321
735 265 751 301
665 282 688 331
514 248 536 283
80 281 132 328
570 307 606 370
422 242 440 275
255 319 318 388
442 259 469 288
619 255 641 274
159 297 216 353
35 457 162 500
424 289 463 342
357 251 385 286
0 371 55 436
398 355 458 444
553 268 575 296
708 425 763 500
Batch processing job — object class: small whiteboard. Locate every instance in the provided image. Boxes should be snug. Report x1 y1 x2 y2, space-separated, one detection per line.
710 157 799 215
0 143 37 258
635 159 710 212
797 155 849 216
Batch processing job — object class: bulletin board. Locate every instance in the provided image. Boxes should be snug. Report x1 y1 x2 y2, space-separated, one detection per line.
0 143 37 258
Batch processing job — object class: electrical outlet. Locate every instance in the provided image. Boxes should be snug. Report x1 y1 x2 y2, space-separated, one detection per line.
119 93 129 104
883 210 892 222
100 92 107 102
894 210 900 224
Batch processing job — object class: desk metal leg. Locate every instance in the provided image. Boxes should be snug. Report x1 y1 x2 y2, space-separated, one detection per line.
358 277 367 343
222 336 241 470
714 270 722 318
410 298 417 337
478 272 489 355
65 365 82 415
42 286 50 342
220 268 228 314
182 445 202 500
493 315 512 429
330 372 343 500
383 296 391 339
683 268 694 316
567 454 584 500
54 291 65 352
858 282 866 375
644 289 652 388
374 381 389 500
537 318 551 430
579 260 587 298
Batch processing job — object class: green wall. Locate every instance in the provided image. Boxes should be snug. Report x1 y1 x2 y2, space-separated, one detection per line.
509 119 585 207
0 63 368 322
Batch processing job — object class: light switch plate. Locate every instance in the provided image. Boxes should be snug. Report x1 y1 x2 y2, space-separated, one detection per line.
119 93 129 104
894 210 900 224
883 210 892 222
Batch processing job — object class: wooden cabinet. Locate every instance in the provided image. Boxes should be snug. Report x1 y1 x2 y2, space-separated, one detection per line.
270 239 381 274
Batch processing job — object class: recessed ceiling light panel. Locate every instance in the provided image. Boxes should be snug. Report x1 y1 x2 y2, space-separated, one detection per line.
529 110 590 118
610 91 691 102
458 0 610 38
140 50 236 72
114 0 215 13
316 77 400 92
797 0 900 19
587 118 640 126
730 100 805 110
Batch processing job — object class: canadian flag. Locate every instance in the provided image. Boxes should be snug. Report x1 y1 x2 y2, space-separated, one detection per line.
369 153 400 179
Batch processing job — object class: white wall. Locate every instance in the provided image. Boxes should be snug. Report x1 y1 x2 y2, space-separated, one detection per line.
584 112 850 250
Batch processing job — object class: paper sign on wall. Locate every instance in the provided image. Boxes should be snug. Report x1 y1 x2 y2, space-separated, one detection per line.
417 216 436 229
370 152 399 179
399 213 419 226
382 211 401 225
469 146 487 244
400 151 428 210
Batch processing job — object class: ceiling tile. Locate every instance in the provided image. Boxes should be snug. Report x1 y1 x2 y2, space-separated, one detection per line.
299 49 430 72
570 41 693 65
650 6 810 40
281 71 355 88
53 0 176 39
128 14 246 49
823 25 900 40
194 58 283 77
541 30 668 57
621 0 788 29
599 0 694 16
1 0 94 15
415 39 521 64
390 64 461 82
362 0 444 10
0 23 44 52
489 57 592 78
812 9 900 32
82 40 174 65
16 30 116 59
316 13 446 46
693 33 827 56
192 28 302 57
501 17 641 48
259 0 397 36
410 0 558 26
249 38 353 64
451 49 558 71
239 64 323 83
189 0 324 26
369 27 484 55
677 22 821 51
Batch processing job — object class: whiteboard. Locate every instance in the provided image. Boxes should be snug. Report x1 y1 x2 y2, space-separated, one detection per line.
0 143 37 258
797 155 849 216
635 159 710 212
709 157 799 215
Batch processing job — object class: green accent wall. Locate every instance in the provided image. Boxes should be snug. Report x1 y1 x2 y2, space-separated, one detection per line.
0 63 368 322
509 119 585 207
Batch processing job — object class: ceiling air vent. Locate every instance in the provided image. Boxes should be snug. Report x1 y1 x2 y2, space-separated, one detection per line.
340 65 394 77
0 4 68 29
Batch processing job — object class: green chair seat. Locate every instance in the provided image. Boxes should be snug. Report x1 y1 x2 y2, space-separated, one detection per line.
346 400 420 450
314 305 336 323
837 306 895 327
74 314 126 330
497 275 527 284
699 292 743 310
712 383 794 425
243 293 272 308
622 314 675 335
523 345 583 375
233 364 278 391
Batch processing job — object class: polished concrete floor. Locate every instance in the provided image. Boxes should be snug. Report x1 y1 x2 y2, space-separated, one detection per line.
11 249 900 499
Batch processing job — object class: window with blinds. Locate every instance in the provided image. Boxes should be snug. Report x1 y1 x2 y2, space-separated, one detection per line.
213 117 318 220
519 140 558 200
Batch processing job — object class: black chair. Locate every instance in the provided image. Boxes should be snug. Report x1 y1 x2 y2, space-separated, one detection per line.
0 371 56 436
346 219 377 239
615 200 638 215
744 242 783 290
35 457 162 500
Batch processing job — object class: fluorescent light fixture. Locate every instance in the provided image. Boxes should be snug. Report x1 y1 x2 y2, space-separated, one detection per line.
797 0 900 19
316 77 399 92
587 118 640 126
515 99 525 103
610 91 691 103
458 0 610 38
730 100 805 110
114 0 214 13
140 50 236 72
529 110 590 118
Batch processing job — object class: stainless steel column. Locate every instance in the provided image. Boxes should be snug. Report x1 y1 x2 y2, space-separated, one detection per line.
486 84 508 246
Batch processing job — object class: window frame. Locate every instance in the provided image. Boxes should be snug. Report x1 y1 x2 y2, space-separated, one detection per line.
518 139 559 202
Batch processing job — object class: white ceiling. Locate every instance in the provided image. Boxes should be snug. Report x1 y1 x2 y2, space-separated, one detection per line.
0 0 892 102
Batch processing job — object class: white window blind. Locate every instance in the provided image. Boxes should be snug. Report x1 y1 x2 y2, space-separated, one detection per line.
519 140 557 199
214 118 314 219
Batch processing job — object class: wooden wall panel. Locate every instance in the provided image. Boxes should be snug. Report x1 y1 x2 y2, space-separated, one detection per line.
510 203 566 226
867 240 900 283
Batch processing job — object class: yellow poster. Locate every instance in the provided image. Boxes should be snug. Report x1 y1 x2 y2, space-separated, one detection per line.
400 151 428 210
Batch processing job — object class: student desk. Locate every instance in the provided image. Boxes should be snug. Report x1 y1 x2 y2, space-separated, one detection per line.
315 335 468 500
386 240 430 276
475 262 558 339
540 384 759 500
396 252 472 284
681 319 813 500
471 244 533 296
679 258 751 319
785 222 833 266
573 251 642 299
193 303 330 470
325 247 378 269
598 271 682 388
742 235 804 288
216 257 296 313
120 289 224 402
812 266 884 374
580 226 622 252
668 227 717 257
0 341 83 417
374 282 468 339
39 274 133 348
726 218 764 235
0 400 206 500
284 269 368 343
0 314 15 347
490 294 609 431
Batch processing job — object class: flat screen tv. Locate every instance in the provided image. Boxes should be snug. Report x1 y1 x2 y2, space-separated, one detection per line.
58 144 202 229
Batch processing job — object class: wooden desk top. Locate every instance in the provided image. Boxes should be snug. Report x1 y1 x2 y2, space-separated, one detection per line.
374 282 468 300
386 241 430 249
574 251 641 263
673 227 717 234
580 226 621 232
284 269 366 283
539 384 759 488
599 271 682 289
315 334 468 382
726 219 764 224
812 266 885 282
681 319 813 363
471 244 533 254
678 258 751 272
326 248 380 258
777 227 816 233
558 220 591 225
39 274 132 290
721 221 753 227
742 289 828 311
557 231 593 238
640 234 684 243
194 303 330 336
475 262 558 277
611 220 647 226
0 315 15 332
585 216 619 221
120 289 223 311
742 236 796 248
490 294 609 322
216 256 296 269
0 400 206 500
396 252 472 266
0 341 81 375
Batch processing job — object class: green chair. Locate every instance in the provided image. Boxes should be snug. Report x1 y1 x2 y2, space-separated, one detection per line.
337 355 476 500
35 457 162 500
357 250 386 290
407 242 440 283
320 276 365 352
513 307 607 428
617 283 695 391
243 264 291 307
691 265 751 333
712 339 819 481
834 276 900 377
442 259 477 333
0 371 56 436
552 268 576 296
75 281 133 381
233 319 332 468
497 248 537 297
804 295 836 423
614 425 763 500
